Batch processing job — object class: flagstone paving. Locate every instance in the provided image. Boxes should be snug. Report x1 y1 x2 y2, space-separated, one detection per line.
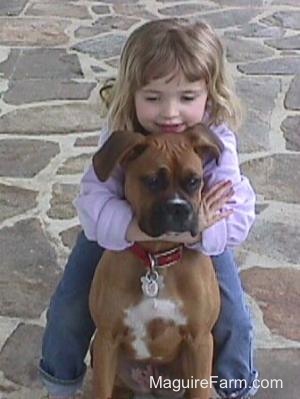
0 1 299 398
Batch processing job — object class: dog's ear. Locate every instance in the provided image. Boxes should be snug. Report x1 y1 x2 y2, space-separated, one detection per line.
93 130 147 181
187 123 224 165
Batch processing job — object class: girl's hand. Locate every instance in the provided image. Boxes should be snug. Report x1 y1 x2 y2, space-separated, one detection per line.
198 180 234 232
162 180 234 245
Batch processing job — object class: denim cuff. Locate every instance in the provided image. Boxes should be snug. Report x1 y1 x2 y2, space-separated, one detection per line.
39 360 86 396
216 370 259 398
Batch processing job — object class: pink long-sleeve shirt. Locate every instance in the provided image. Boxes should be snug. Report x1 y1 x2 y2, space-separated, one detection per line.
74 123 256 255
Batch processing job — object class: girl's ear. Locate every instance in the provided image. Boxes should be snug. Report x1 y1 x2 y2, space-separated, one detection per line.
186 123 224 165
93 131 147 181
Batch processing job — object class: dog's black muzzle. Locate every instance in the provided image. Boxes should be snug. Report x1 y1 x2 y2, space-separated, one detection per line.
141 198 199 238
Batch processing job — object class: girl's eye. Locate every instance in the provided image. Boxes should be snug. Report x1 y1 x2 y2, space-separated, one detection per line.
145 97 159 102
182 96 195 101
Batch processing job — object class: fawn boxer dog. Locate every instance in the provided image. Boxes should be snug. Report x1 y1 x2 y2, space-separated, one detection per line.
90 123 224 399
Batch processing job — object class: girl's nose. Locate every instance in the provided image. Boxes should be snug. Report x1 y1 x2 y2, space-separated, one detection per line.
161 100 179 119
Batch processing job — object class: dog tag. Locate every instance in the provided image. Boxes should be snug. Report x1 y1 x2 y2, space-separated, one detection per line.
141 270 159 297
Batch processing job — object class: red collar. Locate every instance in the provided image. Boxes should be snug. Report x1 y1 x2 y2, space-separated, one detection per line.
130 243 183 269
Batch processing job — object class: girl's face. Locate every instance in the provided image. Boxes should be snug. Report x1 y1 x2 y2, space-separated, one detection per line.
134 71 208 134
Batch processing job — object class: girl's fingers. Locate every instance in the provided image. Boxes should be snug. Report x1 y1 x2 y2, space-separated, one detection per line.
203 180 231 197
199 206 233 231
208 189 234 212
204 180 233 205
208 209 233 226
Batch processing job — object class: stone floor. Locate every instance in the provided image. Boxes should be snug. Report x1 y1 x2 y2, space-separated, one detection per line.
0 0 299 398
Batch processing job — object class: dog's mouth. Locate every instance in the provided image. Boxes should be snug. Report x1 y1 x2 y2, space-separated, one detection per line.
139 199 199 238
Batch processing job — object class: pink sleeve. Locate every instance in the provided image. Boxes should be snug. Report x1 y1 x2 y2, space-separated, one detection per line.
74 164 134 250
186 124 256 255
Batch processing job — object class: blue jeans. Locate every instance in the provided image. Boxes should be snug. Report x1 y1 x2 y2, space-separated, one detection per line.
39 232 258 398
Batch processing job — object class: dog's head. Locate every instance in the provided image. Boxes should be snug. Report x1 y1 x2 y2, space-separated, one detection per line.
93 123 224 237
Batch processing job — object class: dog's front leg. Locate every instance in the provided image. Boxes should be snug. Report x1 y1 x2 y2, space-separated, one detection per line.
92 331 119 399
181 332 214 399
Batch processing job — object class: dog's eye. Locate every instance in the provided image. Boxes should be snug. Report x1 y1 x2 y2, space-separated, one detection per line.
141 174 168 192
145 175 159 189
185 176 202 193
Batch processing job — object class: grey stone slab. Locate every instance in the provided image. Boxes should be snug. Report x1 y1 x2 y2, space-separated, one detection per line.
158 3 216 17
47 183 79 219
238 57 300 75
0 49 19 79
0 183 38 222
237 76 281 112
282 50 299 56
0 18 70 46
241 76 281 112
225 36 274 63
90 65 106 74
72 34 126 60
112 3 157 18
0 139 59 177
0 218 60 318
0 0 28 16
191 9 261 29
213 0 264 5
255 349 300 399
57 153 92 175
281 116 300 151
75 15 138 39
0 48 83 80
25 2 91 19
262 11 300 30
238 111 271 152
236 77 280 152
237 115 271 153
0 104 103 135
96 0 138 3
60 225 82 250
272 0 300 4
228 23 285 38
3 80 96 105
266 34 300 50
37 0 81 1
244 219 300 264
91 5 111 14
242 267 300 341
255 203 269 215
82 368 93 398
284 75 300 111
241 154 300 204
75 135 99 147
0 323 44 387
105 58 120 69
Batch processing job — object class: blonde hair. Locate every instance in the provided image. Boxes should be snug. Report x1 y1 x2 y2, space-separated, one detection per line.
100 18 242 131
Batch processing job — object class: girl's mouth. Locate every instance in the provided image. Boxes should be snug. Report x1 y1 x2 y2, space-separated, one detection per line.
157 123 186 134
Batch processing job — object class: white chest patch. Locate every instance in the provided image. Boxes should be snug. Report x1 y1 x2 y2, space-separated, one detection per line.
124 297 187 359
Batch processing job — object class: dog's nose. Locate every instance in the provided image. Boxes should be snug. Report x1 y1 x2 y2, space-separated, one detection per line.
145 198 197 237
164 199 192 221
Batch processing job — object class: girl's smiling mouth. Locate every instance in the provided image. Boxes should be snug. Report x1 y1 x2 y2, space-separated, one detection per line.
156 123 186 134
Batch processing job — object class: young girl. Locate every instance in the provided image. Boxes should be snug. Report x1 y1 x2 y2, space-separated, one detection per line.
40 19 258 399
